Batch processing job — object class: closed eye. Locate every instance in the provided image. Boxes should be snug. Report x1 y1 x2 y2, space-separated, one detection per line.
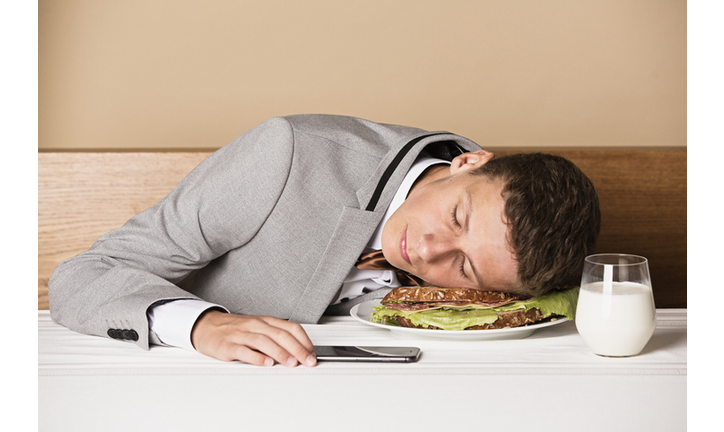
458 259 467 278
451 205 462 228
451 205 467 278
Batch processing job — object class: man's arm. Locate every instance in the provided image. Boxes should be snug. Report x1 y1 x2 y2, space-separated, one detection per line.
49 117 317 366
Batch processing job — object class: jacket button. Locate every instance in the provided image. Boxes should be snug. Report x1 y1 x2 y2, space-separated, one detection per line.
128 330 139 341
107 329 118 339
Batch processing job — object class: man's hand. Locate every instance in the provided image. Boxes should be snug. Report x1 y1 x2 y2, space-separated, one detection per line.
190 310 317 367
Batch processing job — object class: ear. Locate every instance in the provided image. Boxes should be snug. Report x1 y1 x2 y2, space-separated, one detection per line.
449 150 495 174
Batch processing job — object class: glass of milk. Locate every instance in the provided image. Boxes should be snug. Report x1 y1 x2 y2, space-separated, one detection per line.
575 254 656 357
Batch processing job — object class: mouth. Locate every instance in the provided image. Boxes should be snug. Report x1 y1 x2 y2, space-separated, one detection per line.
400 226 412 265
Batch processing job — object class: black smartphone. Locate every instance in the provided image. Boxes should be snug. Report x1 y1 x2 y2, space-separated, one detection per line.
314 346 421 363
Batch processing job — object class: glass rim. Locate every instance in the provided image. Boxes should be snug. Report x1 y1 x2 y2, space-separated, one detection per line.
584 253 648 266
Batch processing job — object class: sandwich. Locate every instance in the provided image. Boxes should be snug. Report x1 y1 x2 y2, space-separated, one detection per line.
370 286 579 330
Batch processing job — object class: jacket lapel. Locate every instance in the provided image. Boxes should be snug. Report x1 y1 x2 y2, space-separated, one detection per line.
288 206 382 323
289 132 481 323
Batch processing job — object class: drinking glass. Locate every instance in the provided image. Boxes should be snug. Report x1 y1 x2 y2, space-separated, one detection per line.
575 254 656 357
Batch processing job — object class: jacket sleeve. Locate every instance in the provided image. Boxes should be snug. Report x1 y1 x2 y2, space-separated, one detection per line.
48 117 295 349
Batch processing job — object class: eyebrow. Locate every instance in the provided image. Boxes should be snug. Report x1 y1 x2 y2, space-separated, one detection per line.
463 188 484 288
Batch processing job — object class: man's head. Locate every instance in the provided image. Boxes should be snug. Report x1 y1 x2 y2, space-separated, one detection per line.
469 152 601 296
381 150 600 298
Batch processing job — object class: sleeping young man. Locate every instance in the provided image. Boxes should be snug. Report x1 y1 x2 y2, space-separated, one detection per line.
49 114 600 368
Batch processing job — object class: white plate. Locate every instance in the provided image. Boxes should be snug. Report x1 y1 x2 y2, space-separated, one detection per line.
350 299 568 341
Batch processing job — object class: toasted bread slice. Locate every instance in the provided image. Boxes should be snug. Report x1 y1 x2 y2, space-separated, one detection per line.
381 286 523 306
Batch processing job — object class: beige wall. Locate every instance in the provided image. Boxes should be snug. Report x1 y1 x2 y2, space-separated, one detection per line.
39 0 686 150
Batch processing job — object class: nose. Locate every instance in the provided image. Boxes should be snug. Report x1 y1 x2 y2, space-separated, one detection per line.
417 232 456 263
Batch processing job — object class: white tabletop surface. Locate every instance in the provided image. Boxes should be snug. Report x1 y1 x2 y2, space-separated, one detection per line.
39 309 686 432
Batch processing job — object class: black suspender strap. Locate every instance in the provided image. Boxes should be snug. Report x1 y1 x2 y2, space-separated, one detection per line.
364 132 450 212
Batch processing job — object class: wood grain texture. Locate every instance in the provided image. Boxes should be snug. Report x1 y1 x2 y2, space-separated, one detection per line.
38 148 686 309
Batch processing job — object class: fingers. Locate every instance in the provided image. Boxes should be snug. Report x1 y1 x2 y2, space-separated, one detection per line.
230 344 276 367
191 311 317 367
260 316 316 352
232 317 316 367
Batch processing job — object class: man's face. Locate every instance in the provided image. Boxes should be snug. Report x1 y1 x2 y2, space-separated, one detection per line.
381 151 519 292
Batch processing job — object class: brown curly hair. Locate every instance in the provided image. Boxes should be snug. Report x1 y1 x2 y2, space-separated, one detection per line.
471 153 601 297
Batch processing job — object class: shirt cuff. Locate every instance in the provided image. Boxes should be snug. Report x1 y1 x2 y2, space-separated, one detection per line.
148 299 228 351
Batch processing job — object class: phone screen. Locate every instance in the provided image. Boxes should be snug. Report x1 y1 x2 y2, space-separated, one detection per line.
314 346 421 362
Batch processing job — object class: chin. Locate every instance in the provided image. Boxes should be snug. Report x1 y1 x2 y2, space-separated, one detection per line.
383 252 399 268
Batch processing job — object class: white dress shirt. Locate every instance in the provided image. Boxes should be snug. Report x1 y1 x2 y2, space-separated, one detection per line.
147 155 450 350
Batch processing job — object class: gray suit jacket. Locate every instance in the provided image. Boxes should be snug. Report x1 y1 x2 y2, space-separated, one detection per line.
48 114 481 349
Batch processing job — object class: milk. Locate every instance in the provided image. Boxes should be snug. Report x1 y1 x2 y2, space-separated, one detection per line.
575 281 656 357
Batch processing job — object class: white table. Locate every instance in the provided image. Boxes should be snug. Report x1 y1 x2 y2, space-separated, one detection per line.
39 309 686 432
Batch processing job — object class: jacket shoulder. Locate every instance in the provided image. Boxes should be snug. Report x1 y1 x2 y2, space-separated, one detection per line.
281 114 429 153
